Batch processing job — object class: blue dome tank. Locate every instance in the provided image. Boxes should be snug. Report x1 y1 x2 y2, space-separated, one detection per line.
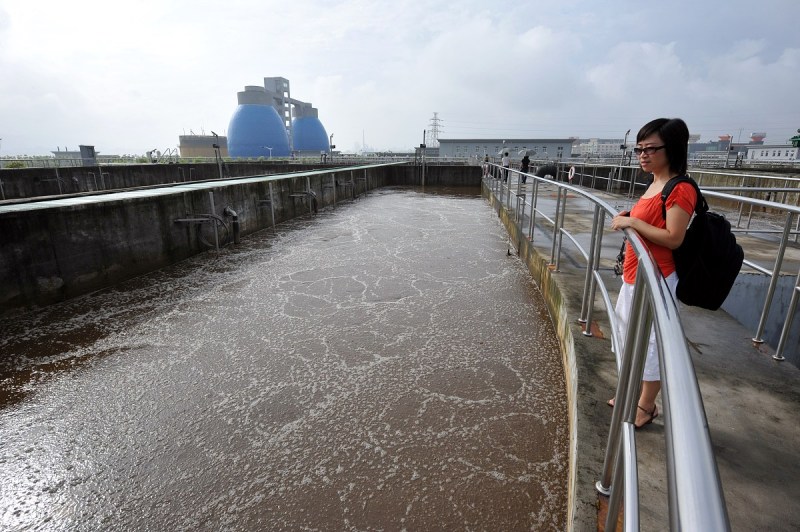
292 116 330 152
227 104 290 158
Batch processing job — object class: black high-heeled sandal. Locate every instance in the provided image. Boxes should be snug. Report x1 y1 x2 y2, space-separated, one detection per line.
635 404 659 429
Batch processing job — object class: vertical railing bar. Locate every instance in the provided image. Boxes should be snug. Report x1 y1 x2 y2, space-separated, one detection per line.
773 268 800 361
554 189 568 271
550 188 563 265
598 268 649 495
580 205 603 325
753 212 795 342
529 179 539 240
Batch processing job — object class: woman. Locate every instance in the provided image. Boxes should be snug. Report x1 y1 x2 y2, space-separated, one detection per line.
501 152 510 182
608 118 697 428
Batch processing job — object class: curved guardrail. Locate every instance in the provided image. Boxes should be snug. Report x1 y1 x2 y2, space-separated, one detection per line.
483 163 731 531
556 162 800 361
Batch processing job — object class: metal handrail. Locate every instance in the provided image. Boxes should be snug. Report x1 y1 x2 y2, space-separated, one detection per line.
484 163 730 530
551 163 800 361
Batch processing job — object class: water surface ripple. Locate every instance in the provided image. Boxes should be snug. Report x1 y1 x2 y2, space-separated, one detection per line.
0 187 568 530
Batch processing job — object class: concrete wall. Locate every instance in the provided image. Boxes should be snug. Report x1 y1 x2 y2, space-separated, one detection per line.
0 164 481 314
0 162 356 200
723 272 800 365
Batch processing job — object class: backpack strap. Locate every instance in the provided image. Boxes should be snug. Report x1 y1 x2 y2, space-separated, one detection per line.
660 175 708 219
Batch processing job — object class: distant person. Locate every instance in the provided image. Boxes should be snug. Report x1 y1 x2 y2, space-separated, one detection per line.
520 154 530 183
483 154 490 178
607 117 697 429
501 152 510 182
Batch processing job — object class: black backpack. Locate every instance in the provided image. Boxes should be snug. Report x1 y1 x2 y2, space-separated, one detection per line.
661 176 744 310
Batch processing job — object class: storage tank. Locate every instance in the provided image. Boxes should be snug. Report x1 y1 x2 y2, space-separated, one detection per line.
291 103 329 153
227 86 290 158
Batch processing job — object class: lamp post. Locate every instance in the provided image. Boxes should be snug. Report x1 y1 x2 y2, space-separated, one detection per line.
211 131 223 179
614 129 631 193
263 146 273 159
0 137 4 199
329 133 334 163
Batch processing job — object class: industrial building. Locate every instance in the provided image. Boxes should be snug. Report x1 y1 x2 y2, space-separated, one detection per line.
178 135 229 158
437 138 577 160
226 77 331 158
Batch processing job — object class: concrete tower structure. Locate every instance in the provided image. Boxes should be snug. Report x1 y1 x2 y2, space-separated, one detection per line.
227 86 291 158
227 77 331 158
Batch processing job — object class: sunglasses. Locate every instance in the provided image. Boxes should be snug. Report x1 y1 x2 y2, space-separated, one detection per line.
633 145 665 156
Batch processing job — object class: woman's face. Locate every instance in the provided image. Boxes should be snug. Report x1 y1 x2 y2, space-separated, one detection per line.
636 133 669 175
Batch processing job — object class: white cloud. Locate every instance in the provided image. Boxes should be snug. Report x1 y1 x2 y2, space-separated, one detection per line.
0 0 798 154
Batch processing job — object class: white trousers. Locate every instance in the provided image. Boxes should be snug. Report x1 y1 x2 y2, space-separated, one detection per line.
614 272 679 381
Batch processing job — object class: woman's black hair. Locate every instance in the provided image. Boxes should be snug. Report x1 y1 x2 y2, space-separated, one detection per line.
636 118 689 175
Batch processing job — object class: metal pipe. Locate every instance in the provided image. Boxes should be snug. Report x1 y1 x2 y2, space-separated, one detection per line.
223 206 240 244
421 130 426 187
579 206 602 327
753 212 795 343
774 268 800 360
208 191 219 251
306 177 313 214
527 180 535 239
554 189 568 271
506 170 512 208
795 213 800 245
598 269 648 494
550 188 563 265
268 182 276 233
605 433 626 532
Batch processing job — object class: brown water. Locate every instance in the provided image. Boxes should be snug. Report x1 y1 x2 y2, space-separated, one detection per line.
0 187 568 530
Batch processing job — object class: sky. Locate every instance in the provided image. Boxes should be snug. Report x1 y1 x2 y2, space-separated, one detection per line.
1 0 798 156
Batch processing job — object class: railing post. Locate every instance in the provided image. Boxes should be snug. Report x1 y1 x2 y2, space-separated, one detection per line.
550 188 563 265
528 179 539 240
753 212 795 343
774 267 800 361
554 187 569 271
598 268 651 498
580 205 604 328
506 171 512 208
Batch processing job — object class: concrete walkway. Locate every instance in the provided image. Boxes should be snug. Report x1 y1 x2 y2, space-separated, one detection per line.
484 178 800 531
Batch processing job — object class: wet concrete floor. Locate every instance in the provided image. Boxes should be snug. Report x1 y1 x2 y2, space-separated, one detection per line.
0 187 568 531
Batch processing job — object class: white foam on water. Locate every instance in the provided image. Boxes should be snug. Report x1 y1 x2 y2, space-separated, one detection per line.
0 188 568 530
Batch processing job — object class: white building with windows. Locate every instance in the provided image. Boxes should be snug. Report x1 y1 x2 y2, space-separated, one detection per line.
437 138 577 160
573 138 624 157
746 144 800 162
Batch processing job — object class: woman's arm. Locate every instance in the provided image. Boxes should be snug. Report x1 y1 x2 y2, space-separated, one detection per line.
611 205 692 250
